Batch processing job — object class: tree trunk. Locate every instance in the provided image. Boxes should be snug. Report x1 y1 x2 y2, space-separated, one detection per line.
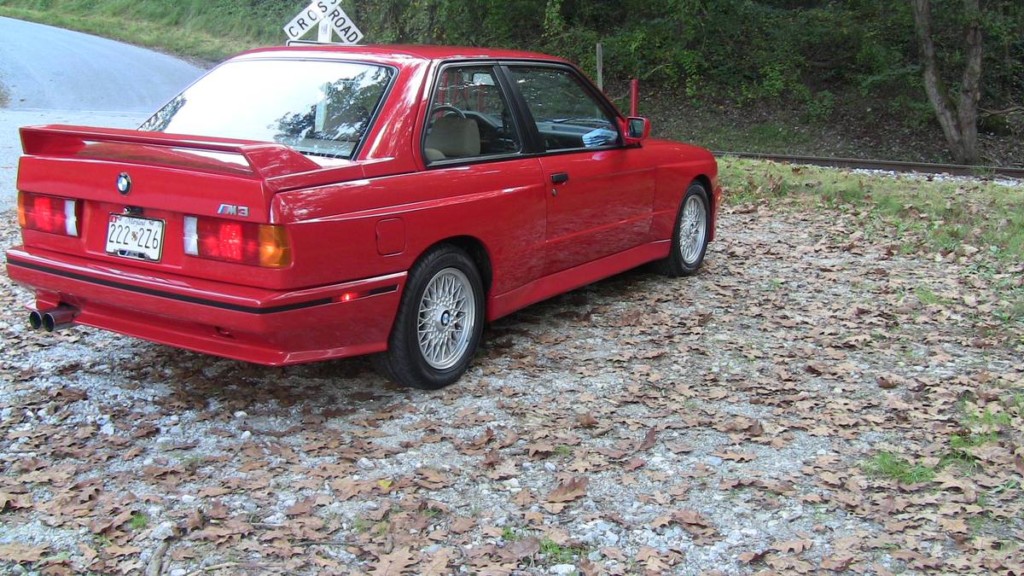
911 0 984 164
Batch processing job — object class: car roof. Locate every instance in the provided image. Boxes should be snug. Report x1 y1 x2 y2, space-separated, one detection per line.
237 44 569 66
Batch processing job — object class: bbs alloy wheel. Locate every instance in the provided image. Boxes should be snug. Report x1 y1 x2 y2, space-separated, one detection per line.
375 246 484 389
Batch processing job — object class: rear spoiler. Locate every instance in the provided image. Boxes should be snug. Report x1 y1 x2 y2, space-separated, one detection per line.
20 125 322 180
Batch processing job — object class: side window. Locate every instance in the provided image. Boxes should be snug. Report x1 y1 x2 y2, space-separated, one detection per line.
424 65 522 164
507 66 619 152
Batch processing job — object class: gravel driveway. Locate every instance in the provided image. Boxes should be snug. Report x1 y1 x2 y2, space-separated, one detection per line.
2 189 1021 575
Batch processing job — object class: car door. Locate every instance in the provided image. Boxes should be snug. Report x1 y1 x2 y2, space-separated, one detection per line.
504 64 656 275
414 62 549 301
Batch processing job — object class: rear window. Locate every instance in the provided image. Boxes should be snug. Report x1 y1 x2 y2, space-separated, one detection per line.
141 59 394 159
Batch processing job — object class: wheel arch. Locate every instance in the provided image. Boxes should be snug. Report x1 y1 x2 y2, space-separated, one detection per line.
419 235 493 297
688 174 716 242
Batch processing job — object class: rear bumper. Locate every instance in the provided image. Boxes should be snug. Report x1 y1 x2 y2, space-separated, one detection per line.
6 247 405 365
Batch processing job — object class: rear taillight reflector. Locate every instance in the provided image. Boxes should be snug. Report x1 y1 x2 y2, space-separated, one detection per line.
183 216 291 268
18 192 79 237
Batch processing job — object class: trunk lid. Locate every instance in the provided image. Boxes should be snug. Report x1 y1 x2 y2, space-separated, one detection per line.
15 125 332 281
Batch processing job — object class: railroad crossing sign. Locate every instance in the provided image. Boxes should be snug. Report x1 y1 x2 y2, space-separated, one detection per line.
284 0 364 44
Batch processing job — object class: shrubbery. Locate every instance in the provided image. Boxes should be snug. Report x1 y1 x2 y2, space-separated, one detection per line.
4 0 1021 131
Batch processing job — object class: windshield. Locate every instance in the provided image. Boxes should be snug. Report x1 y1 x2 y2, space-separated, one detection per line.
140 59 395 159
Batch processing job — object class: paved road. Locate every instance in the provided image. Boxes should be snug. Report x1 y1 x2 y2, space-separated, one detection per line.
0 17 204 211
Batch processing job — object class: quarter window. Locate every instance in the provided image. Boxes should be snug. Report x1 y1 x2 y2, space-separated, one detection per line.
423 66 521 164
507 66 620 152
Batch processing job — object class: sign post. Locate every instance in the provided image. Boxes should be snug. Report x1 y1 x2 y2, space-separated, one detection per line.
284 1 365 45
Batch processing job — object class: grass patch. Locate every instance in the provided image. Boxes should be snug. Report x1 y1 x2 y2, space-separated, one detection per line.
941 390 1024 476
743 123 813 151
0 1 293 62
863 452 936 484
1007 392 1024 415
0 83 9 108
719 157 1024 265
129 512 149 531
914 286 942 306
940 432 999 474
497 528 589 568
965 409 1013 428
539 537 588 565
950 432 1000 451
351 517 372 533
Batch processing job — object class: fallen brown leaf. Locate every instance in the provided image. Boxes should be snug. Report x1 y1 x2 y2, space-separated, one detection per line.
370 547 418 575
546 477 588 503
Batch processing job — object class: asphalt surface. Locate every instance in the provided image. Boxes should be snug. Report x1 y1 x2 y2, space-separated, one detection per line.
0 17 204 211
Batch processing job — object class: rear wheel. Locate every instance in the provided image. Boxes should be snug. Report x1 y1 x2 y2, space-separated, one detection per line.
374 246 484 389
659 182 710 277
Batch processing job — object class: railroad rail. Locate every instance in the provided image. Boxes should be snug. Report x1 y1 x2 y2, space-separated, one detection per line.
716 152 1024 180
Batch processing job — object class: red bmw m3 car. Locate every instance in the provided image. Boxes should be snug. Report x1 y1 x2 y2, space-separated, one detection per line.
6 44 720 389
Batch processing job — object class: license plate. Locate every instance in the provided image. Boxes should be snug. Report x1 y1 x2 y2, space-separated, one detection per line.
106 214 165 261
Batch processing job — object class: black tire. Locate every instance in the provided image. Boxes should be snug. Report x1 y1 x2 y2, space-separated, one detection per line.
374 245 484 389
658 182 710 277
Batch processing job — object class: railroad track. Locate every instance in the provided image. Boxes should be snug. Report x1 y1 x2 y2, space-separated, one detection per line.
716 151 1024 180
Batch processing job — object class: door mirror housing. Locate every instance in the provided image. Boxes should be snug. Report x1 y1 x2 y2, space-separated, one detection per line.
622 117 651 146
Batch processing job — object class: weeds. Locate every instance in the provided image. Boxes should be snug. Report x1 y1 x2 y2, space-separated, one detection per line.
965 409 1013 429
129 512 149 531
554 445 574 458
539 538 587 565
863 452 936 484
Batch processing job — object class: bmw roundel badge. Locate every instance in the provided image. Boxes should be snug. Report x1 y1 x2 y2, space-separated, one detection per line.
116 172 132 195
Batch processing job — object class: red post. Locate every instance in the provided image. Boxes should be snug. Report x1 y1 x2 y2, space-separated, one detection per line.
629 78 640 117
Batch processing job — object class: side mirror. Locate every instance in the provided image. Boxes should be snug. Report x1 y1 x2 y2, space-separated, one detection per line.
622 117 651 146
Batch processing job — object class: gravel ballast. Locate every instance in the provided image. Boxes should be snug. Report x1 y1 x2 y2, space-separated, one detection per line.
1 190 1022 575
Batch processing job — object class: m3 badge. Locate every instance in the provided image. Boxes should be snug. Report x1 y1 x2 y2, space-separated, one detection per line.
217 204 250 217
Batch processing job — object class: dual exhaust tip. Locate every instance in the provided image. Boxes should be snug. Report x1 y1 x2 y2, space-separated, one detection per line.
28 305 77 332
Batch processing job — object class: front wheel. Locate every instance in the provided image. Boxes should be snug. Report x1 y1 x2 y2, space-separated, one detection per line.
659 183 710 277
374 246 484 389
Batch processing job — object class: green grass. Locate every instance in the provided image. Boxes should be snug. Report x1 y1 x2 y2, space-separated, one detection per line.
940 391 1023 477
941 433 998 474
719 157 1024 266
129 512 149 531
351 517 372 533
693 122 814 153
539 538 588 565
914 286 942 306
950 432 1000 451
1008 393 1024 414
863 452 936 484
965 409 1013 428
0 0 290 62
497 528 588 568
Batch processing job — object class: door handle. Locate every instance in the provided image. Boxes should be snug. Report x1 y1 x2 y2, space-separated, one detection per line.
551 172 569 184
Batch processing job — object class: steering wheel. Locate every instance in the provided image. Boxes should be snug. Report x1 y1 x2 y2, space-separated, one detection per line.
431 105 466 119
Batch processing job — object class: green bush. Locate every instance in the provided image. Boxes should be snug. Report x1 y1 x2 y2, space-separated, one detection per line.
2 0 1021 128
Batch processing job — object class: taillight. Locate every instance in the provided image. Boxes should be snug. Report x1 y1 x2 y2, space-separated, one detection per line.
183 216 291 268
18 192 80 237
